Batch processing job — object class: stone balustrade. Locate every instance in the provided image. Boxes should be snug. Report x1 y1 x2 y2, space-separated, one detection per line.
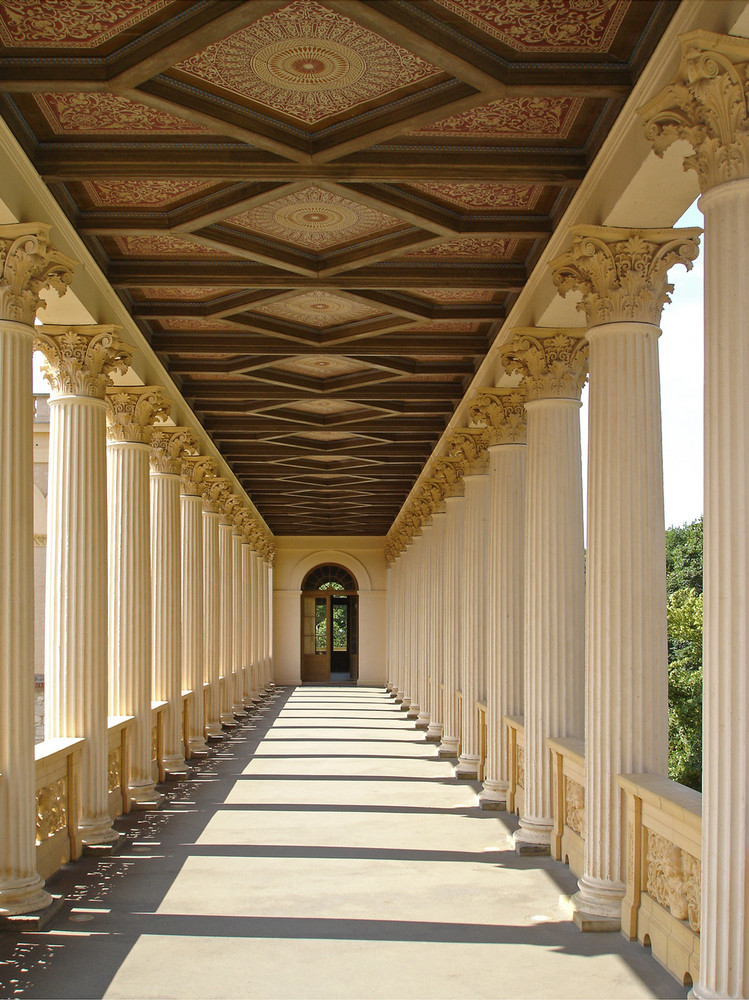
107 716 134 819
548 737 586 878
619 773 702 990
504 716 525 817
34 737 83 881
151 702 168 784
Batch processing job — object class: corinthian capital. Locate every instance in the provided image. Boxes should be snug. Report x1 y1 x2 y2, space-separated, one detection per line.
35 325 132 399
448 428 489 475
181 455 216 497
221 492 243 524
432 457 464 498
150 427 196 476
469 387 527 446
500 329 588 402
420 477 446 515
202 475 228 514
105 386 171 444
638 30 749 192
0 223 75 325
550 225 701 327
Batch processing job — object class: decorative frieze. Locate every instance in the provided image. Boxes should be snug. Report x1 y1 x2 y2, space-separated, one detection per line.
639 30 749 193
646 829 701 934
550 226 701 327
105 386 171 444
35 325 132 398
500 329 588 401
0 222 75 324
150 426 196 476
469 387 527 446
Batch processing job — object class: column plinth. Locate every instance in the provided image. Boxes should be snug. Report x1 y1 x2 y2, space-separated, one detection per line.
107 386 170 809
36 324 132 846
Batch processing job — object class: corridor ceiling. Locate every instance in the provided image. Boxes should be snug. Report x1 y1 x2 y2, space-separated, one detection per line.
0 0 677 534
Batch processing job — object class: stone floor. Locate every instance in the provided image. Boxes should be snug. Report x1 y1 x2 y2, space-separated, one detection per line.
0 687 686 999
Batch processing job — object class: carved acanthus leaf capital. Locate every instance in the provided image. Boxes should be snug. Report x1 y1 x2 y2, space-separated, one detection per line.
469 387 527 445
420 476 446 514
550 225 701 326
638 29 749 192
0 223 75 326
150 426 197 476
220 492 243 524
202 475 230 514
105 386 171 444
448 427 489 475
35 325 132 399
180 455 216 497
500 329 588 402
432 457 464 498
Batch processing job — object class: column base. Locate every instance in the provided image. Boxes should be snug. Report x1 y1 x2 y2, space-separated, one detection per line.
479 780 508 811
0 893 63 931
425 722 443 743
232 703 247 718
80 815 121 850
242 697 255 710
438 735 459 758
567 876 624 931
406 703 420 720
455 754 480 780
388 689 399 699
688 984 731 999
415 712 430 730
205 721 223 739
82 832 126 858
188 737 211 758
513 819 552 856
0 874 52 918
399 699 411 712
220 713 239 729
129 783 165 811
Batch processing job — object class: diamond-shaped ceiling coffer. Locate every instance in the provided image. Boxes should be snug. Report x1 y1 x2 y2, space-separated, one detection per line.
252 292 386 329
172 0 443 127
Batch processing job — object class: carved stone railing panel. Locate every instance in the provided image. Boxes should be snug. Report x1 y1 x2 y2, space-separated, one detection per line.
645 829 701 933
548 736 586 876
108 746 121 795
36 777 67 845
565 777 585 838
516 746 525 789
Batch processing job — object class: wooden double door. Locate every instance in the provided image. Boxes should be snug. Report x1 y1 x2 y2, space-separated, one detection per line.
301 591 358 683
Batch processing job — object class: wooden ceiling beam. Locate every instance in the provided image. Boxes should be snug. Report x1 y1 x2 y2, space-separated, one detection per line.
183 381 462 400
153 333 487 355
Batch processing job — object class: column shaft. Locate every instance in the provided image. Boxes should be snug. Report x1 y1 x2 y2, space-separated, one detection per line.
202 510 222 737
456 473 489 777
218 519 234 725
150 471 185 773
426 512 446 742
108 441 160 805
45 394 116 842
481 443 525 808
439 495 464 757
241 542 253 706
517 397 584 848
231 531 245 716
0 320 50 913
181 493 208 754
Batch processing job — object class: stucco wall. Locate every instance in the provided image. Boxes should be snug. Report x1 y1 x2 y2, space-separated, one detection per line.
272 536 387 686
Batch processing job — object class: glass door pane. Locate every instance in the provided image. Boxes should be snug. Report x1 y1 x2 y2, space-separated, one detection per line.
314 597 328 653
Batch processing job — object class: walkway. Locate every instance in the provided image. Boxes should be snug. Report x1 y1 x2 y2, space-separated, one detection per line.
0 688 684 999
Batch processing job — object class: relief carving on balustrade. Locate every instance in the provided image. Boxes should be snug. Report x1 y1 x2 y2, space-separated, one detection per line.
36 777 68 844
645 828 701 933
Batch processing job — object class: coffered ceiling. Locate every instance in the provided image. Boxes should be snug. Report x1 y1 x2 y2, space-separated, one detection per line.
0 0 678 534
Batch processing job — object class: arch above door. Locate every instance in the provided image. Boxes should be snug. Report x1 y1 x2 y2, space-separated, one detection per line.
291 549 372 592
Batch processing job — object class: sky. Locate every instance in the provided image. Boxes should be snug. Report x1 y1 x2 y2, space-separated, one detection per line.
33 205 705 533
579 199 704 531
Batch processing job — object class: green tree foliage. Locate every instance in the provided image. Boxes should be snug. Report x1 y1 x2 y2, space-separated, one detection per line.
664 516 703 790
665 517 703 594
667 587 703 791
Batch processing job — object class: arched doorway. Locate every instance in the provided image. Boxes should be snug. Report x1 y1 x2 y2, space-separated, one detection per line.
301 564 359 684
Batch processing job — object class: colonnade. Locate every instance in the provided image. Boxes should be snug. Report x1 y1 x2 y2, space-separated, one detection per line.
387 27 749 1000
0 249 275 917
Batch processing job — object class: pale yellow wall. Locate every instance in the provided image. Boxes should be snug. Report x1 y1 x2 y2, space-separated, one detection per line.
272 535 387 687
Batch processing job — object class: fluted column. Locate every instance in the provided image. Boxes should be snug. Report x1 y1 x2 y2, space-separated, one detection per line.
426 503 447 743
36 324 131 848
552 226 700 925
449 430 489 779
231 520 246 717
150 427 196 777
249 545 262 701
435 458 465 758
416 519 434 730
180 455 214 756
217 494 236 727
470 389 527 809
0 225 74 915
501 331 587 853
641 32 749 996
240 528 254 708
265 552 275 687
406 528 422 719
202 478 223 738
107 386 171 808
